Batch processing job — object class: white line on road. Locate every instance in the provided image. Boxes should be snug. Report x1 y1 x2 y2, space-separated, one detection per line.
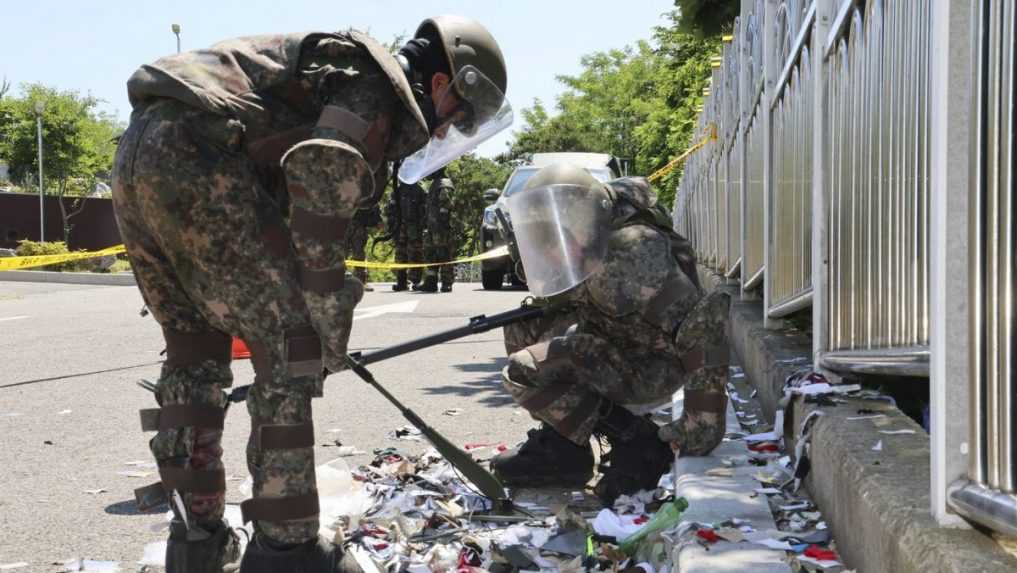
353 301 419 321
0 316 28 323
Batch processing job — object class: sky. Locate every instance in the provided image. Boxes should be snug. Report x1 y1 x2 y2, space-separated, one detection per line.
0 0 675 158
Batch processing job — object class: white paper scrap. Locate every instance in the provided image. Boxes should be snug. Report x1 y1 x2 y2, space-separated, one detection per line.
880 429 917 435
872 440 883 452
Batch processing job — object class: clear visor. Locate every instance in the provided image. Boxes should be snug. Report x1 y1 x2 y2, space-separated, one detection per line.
399 65 513 184
506 183 613 298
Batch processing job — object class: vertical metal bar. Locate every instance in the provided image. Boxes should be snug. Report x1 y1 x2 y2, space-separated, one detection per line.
987 0 1003 490
998 0 1015 493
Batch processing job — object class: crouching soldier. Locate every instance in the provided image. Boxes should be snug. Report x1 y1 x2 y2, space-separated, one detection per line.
491 164 731 505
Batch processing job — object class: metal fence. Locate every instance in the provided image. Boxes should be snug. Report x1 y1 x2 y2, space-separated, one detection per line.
671 0 1016 535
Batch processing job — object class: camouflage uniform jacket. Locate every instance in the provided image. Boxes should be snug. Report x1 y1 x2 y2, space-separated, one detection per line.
568 178 704 359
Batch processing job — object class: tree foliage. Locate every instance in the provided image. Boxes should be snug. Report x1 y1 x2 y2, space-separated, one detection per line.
442 154 512 256
503 11 718 209
674 0 740 38
0 84 123 239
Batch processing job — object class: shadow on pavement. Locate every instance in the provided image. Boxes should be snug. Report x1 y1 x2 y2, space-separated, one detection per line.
422 357 514 407
104 499 167 516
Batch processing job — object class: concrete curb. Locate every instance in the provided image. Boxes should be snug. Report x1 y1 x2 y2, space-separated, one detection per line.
727 279 1017 572
0 270 136 286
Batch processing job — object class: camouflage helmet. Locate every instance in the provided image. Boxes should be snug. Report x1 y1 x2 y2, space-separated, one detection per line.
415 15 507 97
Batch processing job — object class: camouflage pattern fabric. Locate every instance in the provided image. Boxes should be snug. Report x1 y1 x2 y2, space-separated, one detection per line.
424 177 455 286
501 181 731 455
389 182 426 284
113 31 421 547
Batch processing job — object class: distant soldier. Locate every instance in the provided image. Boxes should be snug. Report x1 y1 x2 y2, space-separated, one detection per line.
387 177 427 291
417 170 455 292
345 204 383 291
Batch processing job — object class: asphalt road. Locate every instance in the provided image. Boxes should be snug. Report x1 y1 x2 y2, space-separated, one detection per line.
0 280 535 571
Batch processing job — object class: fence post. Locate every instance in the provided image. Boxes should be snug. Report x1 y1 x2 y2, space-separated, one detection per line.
929 0 974 528
762 0 780 328
812 1 832 366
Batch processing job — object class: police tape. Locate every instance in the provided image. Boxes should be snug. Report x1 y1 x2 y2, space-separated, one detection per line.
0 244 510 272
346 245 509 269
646 123 718 184
0 245 127 272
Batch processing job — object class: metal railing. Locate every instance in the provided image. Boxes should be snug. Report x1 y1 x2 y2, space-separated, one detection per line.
824 0 930 365
670 0 1016 536
948 0 1017 536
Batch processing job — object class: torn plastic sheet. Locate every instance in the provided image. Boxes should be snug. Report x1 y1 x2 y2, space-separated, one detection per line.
59 560 120 572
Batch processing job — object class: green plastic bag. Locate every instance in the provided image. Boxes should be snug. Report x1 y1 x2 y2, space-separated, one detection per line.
619 497 689 555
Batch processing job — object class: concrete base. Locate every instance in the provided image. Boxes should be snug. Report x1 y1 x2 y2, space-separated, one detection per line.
729 293 1017 572
671 389 792 572
0 270 136 286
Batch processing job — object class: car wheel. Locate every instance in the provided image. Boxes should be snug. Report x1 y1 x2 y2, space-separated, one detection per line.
482 270 503 290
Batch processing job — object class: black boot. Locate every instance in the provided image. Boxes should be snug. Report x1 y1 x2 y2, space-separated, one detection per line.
239 534 361 573
593 404 673 506
166 518 240 573
413 275 438 292
490 425 594 487
440 282 453 293
392 271 408 291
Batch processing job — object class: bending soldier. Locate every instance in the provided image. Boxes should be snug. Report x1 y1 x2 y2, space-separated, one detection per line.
113 17 509 572
491 164 731 505
417 170 456 292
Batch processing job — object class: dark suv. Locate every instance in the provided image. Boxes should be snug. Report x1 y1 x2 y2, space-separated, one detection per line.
480 153 622 290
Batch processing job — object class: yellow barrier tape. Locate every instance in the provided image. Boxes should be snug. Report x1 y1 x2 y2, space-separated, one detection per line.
346 246 509 269
0 244 511 273
0 245 127 271
646 123 718 183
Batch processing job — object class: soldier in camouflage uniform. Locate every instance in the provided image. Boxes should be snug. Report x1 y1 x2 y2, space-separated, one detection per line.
417 170 456 292
345 205 383 291
491 164 731 505
386 177 427 291
112 17 508 573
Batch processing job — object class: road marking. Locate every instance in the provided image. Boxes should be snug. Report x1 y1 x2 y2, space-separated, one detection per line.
353 301 418 321
0 316 28 323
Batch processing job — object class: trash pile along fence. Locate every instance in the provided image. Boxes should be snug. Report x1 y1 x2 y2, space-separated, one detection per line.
671 0 1016 538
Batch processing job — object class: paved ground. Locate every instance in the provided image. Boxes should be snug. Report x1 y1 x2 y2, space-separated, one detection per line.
0 281 535 570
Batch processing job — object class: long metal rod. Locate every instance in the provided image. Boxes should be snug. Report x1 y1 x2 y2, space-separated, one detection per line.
947 479 1017 536
36 114 43 242
767 289 813 319
773 3 816 106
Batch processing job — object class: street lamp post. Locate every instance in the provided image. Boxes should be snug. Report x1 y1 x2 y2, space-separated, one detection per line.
34 100 44 242
172 24 181 54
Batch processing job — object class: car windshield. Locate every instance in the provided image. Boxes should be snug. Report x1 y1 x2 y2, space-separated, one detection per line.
500 166 615 201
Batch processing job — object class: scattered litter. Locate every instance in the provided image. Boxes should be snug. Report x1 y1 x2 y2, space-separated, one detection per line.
58 409 72 415
879 429 917 435
846 414 885 421
872 440 883 452
442 408 464 416
59 560 120 572
0 564 29 571
755 487 782 495
138 541 166 567
714 527 745 542
44 440 54 445
802 544 840 562
593 508 645 538
705 467 734 478
695 528 721 543
752 537 793 551
387 425 423 441
745 431 780 443
116 471 153 478
82 489 107 495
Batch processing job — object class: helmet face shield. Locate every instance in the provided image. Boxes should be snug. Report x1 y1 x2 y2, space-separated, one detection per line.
506 183 613 298
398 65 512 184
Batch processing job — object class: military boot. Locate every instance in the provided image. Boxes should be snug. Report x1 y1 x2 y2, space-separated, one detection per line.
165 518 240 573
413 275 438 293
239 534 361 573
440 282 453 293
490 424 594 487
392 271 409 291
593 403 673 506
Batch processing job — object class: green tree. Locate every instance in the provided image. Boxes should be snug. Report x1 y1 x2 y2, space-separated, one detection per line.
674 0 740 37
0 84 123 240
503 11 717 210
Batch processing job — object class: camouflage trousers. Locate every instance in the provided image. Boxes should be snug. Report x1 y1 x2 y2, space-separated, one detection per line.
345 218 369 285
423 240 455 285
112 100 334 545
394 231 424 284
502 290 731 455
